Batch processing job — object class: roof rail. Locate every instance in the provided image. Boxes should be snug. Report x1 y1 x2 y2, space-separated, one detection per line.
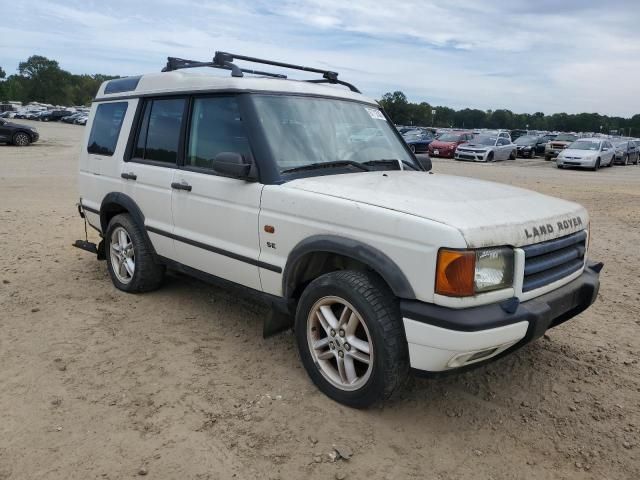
161 51 361 93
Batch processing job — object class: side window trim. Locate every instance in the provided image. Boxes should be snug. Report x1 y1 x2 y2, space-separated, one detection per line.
125 95 188 168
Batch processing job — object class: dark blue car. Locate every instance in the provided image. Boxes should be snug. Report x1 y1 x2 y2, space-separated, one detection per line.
402 128 435 153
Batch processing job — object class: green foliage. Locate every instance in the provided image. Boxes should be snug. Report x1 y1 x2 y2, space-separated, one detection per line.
0 55 118 106
380 91 640 135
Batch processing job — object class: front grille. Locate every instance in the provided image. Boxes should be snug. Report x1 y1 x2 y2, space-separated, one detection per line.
551 143 568 149
457 154 476 160
522 230 586 292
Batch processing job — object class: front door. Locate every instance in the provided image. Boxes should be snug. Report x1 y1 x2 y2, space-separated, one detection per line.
123 97 188 259
171 95 263 291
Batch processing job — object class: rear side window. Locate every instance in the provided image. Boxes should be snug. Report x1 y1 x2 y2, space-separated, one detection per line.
186 96 252 170
87 102 128 156
133 98 186 164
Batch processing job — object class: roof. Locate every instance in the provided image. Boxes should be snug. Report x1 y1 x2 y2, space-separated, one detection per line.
95 71 378 105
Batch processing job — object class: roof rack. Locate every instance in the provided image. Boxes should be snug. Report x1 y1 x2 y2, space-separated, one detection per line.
161 51 361 93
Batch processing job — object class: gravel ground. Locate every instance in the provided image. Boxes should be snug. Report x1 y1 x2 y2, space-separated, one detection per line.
0 121 638 480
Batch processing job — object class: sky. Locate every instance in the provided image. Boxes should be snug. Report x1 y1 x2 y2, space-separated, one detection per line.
1 0 639 117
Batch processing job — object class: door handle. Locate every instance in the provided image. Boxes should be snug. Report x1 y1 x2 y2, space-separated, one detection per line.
171 181 192 192
121 172 137 180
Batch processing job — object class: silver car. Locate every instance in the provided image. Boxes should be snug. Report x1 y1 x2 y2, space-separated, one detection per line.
556 138 615 170
454 135 516 162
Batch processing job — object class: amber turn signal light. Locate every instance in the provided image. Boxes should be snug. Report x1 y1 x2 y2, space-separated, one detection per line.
435 249 476 297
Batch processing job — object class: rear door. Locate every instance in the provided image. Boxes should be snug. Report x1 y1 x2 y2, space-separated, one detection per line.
123 97 187 259
171 95 263 291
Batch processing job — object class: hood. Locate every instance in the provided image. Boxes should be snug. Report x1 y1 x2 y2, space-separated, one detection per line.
4 122 31 129
460 142 491 150
431 140 458 148
284 171 587 248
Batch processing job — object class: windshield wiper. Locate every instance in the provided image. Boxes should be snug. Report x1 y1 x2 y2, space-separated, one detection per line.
281 160 370 174
362 159 419 171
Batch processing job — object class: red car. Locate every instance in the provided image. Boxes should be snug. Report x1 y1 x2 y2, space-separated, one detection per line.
428 132 475 158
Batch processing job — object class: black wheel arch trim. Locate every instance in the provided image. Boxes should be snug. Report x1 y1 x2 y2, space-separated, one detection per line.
97 193 159 260
283 235 415 300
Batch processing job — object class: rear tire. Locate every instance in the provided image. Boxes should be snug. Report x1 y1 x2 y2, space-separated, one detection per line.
105 214 165 293
623 154 629 166
12 132 31 146
295 270 409 408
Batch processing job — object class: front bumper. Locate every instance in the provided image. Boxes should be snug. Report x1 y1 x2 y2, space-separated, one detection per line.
556 157 596 168
455 150 487 162
401 261 601 373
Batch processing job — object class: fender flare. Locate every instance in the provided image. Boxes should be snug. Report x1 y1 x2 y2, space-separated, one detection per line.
99 193 158 259
282 235 415 300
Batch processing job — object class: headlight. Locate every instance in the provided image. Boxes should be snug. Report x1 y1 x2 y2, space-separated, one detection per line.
435 247 514 297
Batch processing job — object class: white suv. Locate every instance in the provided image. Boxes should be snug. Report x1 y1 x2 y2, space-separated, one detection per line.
75 52 602 408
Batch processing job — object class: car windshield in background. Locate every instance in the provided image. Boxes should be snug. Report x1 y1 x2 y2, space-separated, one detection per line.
615 141 628 148
438 133 463 142
515 136 537 145
473 136 497 146
252 95 417 173
569 141 600 151
555 134 578 142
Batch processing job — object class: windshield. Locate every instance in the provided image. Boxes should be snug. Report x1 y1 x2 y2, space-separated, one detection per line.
438 133 463 142
472 136 497 146
568 141 600 150
252 95 416 173
515 136 537 145
614 141 628 148
555 134 578 142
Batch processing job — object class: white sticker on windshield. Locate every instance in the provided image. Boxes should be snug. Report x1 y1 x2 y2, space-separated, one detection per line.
365 107 386 120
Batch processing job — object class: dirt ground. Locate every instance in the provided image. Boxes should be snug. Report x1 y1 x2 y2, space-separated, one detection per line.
0 121 638 480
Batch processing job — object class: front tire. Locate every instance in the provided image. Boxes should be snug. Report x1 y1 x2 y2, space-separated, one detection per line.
592 159 601 171
12 132 31 146
509 150 516 160
105 214 165 293
295 270 409 408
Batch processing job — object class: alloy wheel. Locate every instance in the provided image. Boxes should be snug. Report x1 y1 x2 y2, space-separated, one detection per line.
110 226 135 284
14 133 30 146
306 296 373 391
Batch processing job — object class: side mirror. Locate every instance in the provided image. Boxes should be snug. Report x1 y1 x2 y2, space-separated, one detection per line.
418 156 432 171
212 152 253 179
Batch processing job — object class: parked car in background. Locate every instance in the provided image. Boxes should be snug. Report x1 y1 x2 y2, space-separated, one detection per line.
62 112 86 124
612 140 639 165
510 129 528 141
514 135 546 158
403 128 435 153
545 133 578 160
556 138 615 170
75 115 89 125
428 131 474 158
39 110 74 122
0 118 40 146
455 135 516 162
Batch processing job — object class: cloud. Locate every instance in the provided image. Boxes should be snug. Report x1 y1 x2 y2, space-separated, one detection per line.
1 0 639 116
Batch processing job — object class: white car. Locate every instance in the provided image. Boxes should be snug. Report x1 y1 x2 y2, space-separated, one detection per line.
455 134 516 162
556 138 615 170
74 52 602 408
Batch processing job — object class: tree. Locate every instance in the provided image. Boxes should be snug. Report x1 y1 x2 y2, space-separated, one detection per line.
0 66 5 79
